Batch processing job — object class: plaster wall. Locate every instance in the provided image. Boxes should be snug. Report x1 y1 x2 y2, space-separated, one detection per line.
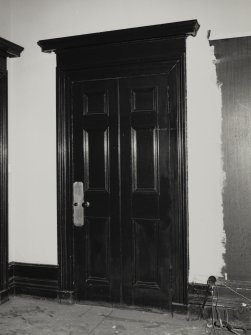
7 0 251 283
0 0 11 39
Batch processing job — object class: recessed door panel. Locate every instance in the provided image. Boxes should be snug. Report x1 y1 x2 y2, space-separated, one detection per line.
83 91 107 115
86 217 110 281
132 87 156 111
132 128 158 191
133 219 160 287
84 129 109 191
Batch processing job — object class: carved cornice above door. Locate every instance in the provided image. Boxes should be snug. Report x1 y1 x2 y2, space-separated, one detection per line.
0 37 24 58
38 20 200 54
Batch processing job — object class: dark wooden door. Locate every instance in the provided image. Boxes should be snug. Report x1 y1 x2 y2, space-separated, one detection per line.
38 19 199 308
73 69 185 308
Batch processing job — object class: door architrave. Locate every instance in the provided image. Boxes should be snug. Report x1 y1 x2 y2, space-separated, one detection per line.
38 20 199 305
0 38 23 303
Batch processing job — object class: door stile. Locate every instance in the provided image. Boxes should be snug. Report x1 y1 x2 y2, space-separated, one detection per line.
0 70 8 301
177 54 188 305
56 68 75 302
117 79 123 303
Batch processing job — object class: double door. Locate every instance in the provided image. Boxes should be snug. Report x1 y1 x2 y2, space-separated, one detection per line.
72 69 186 308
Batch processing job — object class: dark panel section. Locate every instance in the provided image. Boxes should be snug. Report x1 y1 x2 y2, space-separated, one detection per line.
131 111 157 129
83 91 107 115
85 129 109 191
212 37 251 281
132 192 159 219
133 87 156 111
57 39 186 71
83 114 109 130
133 219 159 286
86 218 110 281
11 262 58 281
132 129 158 191
159 130 171 221
68 61 180 83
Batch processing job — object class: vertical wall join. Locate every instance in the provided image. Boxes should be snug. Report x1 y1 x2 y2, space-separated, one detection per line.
186 29 225 283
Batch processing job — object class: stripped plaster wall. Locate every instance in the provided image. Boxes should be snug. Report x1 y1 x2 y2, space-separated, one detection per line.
6 0 251 284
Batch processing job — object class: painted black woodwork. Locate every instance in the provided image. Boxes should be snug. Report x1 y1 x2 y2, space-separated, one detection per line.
8 262 59 298
7 262 251 319
0 38 23 304
38 20 199 308
38 20 199 54
210 37 251 282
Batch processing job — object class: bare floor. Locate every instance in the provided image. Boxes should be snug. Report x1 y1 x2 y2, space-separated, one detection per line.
0 296 212 335
1 296 250 335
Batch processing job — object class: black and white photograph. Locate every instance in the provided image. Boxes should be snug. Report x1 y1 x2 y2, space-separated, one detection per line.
0 1 251 334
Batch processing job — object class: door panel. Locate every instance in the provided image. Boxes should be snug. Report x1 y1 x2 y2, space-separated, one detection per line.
86 217 110 280
84 129 109 191
133 219 160 285
132 128 158 191
73 79 120 302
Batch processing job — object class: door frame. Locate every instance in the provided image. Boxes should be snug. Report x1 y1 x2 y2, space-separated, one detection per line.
0 38 23 303
38 20 200 306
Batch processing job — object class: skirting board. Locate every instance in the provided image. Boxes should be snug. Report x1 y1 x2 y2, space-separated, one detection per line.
6 262 251 321
8 262 59 299
0 289 9 304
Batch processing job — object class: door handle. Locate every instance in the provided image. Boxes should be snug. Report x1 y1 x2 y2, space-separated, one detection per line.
73 181 89 227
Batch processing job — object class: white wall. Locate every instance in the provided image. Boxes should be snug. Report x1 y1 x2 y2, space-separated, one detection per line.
7 0 251 282
0 0 11 39
187 35 225 283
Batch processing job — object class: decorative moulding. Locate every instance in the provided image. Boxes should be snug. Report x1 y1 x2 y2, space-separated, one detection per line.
0 37 24 58
38 20 200 53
